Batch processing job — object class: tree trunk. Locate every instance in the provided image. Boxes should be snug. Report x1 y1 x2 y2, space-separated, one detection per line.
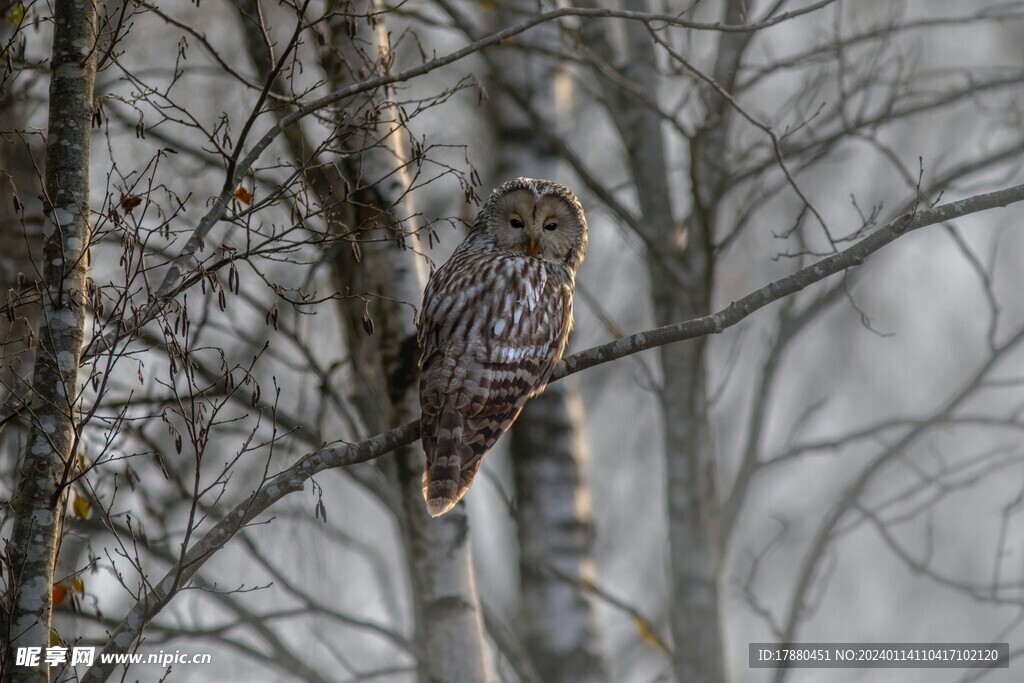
236 3 494 680
510 381 605 683
484 3 607 680
576 0 751 678
623 12 724 675
4 1 96 680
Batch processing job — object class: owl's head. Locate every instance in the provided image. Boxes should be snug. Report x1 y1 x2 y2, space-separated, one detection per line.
478 178 587 270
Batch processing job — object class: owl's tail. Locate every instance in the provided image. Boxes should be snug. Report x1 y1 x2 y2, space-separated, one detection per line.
423 456 481 517
421 407 485 517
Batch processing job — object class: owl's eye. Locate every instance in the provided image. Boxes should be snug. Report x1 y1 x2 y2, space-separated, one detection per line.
543 222 557 231
510 218 525 229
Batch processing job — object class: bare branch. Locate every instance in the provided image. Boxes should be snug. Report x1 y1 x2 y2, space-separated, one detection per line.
556 182 1024 379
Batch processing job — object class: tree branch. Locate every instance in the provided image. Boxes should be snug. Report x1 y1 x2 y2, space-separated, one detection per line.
556 182 1024 378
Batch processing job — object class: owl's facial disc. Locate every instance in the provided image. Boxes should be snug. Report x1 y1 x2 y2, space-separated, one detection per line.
489 187 580 261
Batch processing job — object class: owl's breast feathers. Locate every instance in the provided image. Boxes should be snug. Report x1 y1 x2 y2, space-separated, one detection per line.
417 249 575 516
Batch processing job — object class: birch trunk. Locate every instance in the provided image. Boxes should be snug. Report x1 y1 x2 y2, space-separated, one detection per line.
236 3 493 680
486 4 606 680
509 382 605 683
621 19 723 680
4 2 96 680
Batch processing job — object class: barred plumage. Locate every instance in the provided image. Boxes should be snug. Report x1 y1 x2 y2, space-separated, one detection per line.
418 178 588 516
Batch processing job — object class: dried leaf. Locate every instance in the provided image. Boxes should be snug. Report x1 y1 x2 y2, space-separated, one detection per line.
52 583 67 607
120 194 142 213
8 4 25 25
70 575 85 593
234 187 253 205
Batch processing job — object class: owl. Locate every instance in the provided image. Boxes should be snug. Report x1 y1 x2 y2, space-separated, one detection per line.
417 178 588 517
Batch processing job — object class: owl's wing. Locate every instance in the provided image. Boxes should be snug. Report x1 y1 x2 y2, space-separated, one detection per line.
418 253 573 516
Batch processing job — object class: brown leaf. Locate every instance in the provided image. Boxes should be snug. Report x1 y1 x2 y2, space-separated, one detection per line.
120 194 142 213
234 187 253 205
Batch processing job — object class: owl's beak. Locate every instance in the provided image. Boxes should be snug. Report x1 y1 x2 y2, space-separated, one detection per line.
527 237 538 256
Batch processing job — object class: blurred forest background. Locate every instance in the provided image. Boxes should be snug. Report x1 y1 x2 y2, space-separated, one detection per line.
3 1 1024 682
